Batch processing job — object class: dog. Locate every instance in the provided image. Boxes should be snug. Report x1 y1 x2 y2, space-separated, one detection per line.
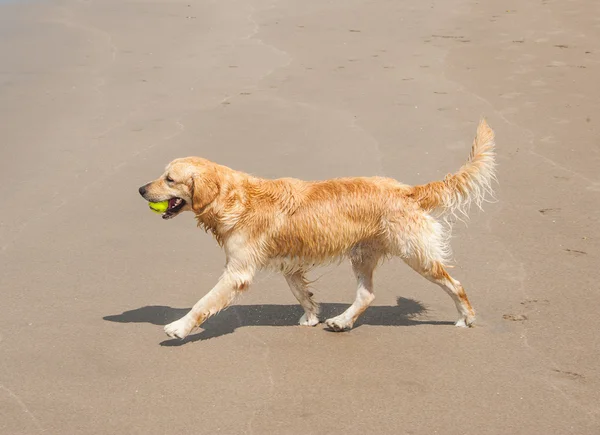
139 119 496 339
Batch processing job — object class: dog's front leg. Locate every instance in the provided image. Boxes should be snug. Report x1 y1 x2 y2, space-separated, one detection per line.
164 271 250 339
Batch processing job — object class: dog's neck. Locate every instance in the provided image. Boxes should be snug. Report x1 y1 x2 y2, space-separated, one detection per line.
194 169 257 246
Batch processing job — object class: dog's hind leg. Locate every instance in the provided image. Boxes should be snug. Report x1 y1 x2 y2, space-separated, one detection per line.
325 248 379 332
285 272 320 326
404 256 476 327
396 214 476 327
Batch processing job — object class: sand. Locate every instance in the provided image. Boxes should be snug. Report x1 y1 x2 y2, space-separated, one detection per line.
1 0 599 433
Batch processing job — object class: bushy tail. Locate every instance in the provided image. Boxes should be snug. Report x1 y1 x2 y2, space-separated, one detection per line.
410 119 496 219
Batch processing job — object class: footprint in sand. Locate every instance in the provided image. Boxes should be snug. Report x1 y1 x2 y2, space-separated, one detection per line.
551 369 584 382
503 299 550 322
502 314 528 322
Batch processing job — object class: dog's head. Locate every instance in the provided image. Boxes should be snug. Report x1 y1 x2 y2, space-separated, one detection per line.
138 157 221 220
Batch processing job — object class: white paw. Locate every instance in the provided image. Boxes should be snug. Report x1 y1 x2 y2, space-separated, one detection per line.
325 315 353 332
164 317 195 339
455 316 475 328
299 313 319 327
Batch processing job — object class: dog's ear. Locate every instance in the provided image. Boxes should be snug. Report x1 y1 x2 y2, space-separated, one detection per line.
190 170 220 213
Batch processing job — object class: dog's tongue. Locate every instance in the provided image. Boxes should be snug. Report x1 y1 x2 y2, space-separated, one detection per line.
168 198 178 209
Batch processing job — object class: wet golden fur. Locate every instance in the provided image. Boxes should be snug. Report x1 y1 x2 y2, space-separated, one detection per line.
139 119 496 338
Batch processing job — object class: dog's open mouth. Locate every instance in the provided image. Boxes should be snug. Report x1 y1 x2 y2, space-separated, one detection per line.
163 197 186 220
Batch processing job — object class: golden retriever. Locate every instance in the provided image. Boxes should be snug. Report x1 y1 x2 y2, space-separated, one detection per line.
139 119 496 339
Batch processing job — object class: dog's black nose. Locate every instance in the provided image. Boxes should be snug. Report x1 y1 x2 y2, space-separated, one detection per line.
138 185 147 196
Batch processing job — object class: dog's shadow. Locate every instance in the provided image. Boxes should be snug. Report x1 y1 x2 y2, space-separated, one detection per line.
103 297 452 346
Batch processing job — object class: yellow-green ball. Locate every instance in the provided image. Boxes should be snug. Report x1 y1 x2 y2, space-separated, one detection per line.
148 201 169 213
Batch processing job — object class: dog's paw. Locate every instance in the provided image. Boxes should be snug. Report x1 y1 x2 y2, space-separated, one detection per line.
325 316 352 332
299 313 319 327
455 316 475 328
164 317 195 339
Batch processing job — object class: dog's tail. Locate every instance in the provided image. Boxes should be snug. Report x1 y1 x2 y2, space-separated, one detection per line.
410 118 496 219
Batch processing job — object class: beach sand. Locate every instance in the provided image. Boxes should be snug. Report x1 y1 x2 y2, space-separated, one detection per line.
1 0 599 433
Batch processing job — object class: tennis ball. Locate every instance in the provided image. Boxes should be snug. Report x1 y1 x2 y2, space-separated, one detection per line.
148 201 169 214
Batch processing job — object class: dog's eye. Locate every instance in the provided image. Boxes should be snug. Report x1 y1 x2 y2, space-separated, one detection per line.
166 176 174 183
